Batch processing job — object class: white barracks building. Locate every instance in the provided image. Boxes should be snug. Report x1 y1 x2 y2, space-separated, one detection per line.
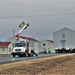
39 40 53 53
53 27 75 50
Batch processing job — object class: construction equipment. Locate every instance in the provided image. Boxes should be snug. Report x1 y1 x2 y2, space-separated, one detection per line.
15 21 29 40
11 21 36 57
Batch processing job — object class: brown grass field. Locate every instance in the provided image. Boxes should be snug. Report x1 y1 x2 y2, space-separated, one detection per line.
0 54 75 75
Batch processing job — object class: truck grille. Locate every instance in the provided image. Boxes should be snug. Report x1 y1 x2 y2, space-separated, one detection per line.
15 49 21 52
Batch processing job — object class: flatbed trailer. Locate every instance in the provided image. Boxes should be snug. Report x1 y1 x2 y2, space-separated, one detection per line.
55 48 75 53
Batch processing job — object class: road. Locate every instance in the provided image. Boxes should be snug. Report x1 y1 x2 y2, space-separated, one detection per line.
0 53 63 64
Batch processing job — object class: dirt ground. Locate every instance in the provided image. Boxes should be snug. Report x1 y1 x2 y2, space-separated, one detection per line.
0 54 75 75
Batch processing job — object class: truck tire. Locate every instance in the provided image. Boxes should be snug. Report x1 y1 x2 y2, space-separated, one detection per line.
24 54 26 57
31 54 33 57
19 55 22 57
13 54 15 57
28 54 30 57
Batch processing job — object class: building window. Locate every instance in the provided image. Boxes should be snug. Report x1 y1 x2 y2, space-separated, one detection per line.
2 48 5 52
62 34 65 39
43 43 45 46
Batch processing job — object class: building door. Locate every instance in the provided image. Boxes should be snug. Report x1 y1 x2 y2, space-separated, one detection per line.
62 41 65 48
60 34 66 48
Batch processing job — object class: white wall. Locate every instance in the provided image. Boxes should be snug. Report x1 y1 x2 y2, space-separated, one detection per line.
0 47 8 54
34 42 40 53
0 43 13 54
39 40 53 53
53 28 75 50
8 43 13 54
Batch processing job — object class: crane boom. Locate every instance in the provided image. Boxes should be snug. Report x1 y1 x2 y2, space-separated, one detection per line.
15 21 29 40
18 24 27 34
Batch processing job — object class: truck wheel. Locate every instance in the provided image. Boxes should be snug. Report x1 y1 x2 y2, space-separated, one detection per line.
19 55 22 57
28 54 31 57
13 55 15 57
31 54 33 57
24 54 26 57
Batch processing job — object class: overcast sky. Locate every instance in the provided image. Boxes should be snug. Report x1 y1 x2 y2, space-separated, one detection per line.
0 0 75 41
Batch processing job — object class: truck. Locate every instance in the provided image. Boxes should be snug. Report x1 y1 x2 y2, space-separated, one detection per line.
11 21 38 57
12 41 34 57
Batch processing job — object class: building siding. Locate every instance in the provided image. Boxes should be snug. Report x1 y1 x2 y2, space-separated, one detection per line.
53 27 75 50
0 47 8 54
39 40 53 53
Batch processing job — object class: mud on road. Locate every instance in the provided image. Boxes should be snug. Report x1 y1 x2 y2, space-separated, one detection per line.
0 54 75 75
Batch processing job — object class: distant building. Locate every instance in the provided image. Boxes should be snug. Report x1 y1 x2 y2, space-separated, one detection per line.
0 42 13 54
39 40 53 53
53 27 75 50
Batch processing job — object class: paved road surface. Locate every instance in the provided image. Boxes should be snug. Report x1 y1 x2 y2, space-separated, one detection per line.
0 53 63 64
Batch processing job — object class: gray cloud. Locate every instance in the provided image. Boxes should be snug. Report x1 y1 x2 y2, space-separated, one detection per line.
0 1 75 41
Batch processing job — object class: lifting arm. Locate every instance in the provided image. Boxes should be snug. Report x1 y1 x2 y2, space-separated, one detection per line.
15 21 29 40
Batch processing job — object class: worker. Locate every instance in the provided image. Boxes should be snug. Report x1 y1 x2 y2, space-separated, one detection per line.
25 47 30 57
48 48 51 54
31 50 38 56
43 47 47 54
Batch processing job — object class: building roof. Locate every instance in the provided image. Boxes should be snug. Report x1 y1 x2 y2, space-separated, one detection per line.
0 42 11 47
53 27 75 34
19 36 39 42
46 40 53 43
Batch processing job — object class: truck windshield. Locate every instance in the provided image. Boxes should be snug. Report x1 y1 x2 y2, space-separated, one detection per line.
15 43 25 47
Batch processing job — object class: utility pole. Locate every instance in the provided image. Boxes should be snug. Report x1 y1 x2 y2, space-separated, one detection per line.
13 29 15 36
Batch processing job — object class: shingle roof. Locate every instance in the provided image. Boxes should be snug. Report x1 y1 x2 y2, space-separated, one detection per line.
0 42 11 47
19 36 39 42
46 40 53 43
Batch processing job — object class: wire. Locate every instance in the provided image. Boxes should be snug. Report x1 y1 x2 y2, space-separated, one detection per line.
0 13 75 19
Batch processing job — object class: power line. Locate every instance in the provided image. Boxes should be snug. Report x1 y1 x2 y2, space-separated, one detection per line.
0 13 75 19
